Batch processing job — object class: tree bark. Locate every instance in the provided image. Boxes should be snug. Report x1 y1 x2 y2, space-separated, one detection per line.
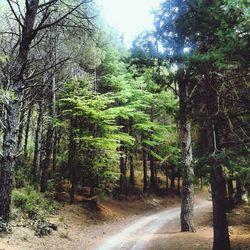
211 165 231 250
0 1 39 221
179 76 195 232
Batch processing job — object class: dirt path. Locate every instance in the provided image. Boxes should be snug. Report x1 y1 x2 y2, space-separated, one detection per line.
0 197 212 250
96 199 211 250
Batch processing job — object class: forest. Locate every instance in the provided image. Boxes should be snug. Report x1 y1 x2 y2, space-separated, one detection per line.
0 0 249 250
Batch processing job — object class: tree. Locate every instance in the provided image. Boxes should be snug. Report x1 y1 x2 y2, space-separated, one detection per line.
0 0 93 222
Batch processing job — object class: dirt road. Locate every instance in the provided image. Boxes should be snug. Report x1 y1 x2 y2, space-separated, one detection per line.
96 199 211 250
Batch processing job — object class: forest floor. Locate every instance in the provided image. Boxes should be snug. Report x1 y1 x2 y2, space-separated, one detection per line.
0 192 249 250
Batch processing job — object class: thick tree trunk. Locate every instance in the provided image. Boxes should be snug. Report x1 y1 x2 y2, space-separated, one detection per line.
142 148 147 192
0 101 20 221
205 74 231 249
179 81 195 232
211 165 231 250
0 0 39 222
208 123 231 250
31 102 43 183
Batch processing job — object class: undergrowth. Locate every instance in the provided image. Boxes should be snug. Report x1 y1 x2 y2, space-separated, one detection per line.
11 186 60 236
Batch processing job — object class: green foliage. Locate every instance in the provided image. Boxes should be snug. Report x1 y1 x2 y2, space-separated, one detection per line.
12 187 60 220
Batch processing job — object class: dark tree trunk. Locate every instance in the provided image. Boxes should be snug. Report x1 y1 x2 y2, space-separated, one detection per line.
129 151 135 186
236 178 244 203
0 101 20 221
149 152 156 191
211 165 231 250
177 174 181 195
208 123 231 250
128 119 135 186
170 172 175 192
0 0 39 221
119 147 127 194
205 76 231 249
165 165 169 194
40 57 57 192
227 178 235 209
52 129 59 172
68 118 78 204
40 125 54 192
142 148 147 192
24 107 32 160
31 102 43 183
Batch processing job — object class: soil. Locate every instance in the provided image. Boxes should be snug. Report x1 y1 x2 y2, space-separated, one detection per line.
0 193 249 250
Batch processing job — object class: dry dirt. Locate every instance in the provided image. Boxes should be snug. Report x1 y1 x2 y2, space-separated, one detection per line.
0 194 249 250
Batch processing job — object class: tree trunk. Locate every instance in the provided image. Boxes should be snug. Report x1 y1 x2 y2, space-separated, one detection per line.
236 178 244 203
119 146 127 194
179 79 195 232
208 123 231 250
0 0 39 222
170 171 175 192
129 151 135 186
68 117 78 204
165 165 169 194
31 102 43 183
24 107 32 160
149 152 156 191
177 174 181 195
142 148 147 192
52 129 59 172
0 100 20 221
17 108 25 155
40 125 54 192
227 178 235 209
211 165 231 250
40 70 57 192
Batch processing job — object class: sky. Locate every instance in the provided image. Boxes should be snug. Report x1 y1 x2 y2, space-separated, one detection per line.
95 0 162 46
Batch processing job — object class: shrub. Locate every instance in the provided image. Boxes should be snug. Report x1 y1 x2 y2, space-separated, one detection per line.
12 187 60 220
34 218 51 237
0 218 12 234
34 217 57 237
